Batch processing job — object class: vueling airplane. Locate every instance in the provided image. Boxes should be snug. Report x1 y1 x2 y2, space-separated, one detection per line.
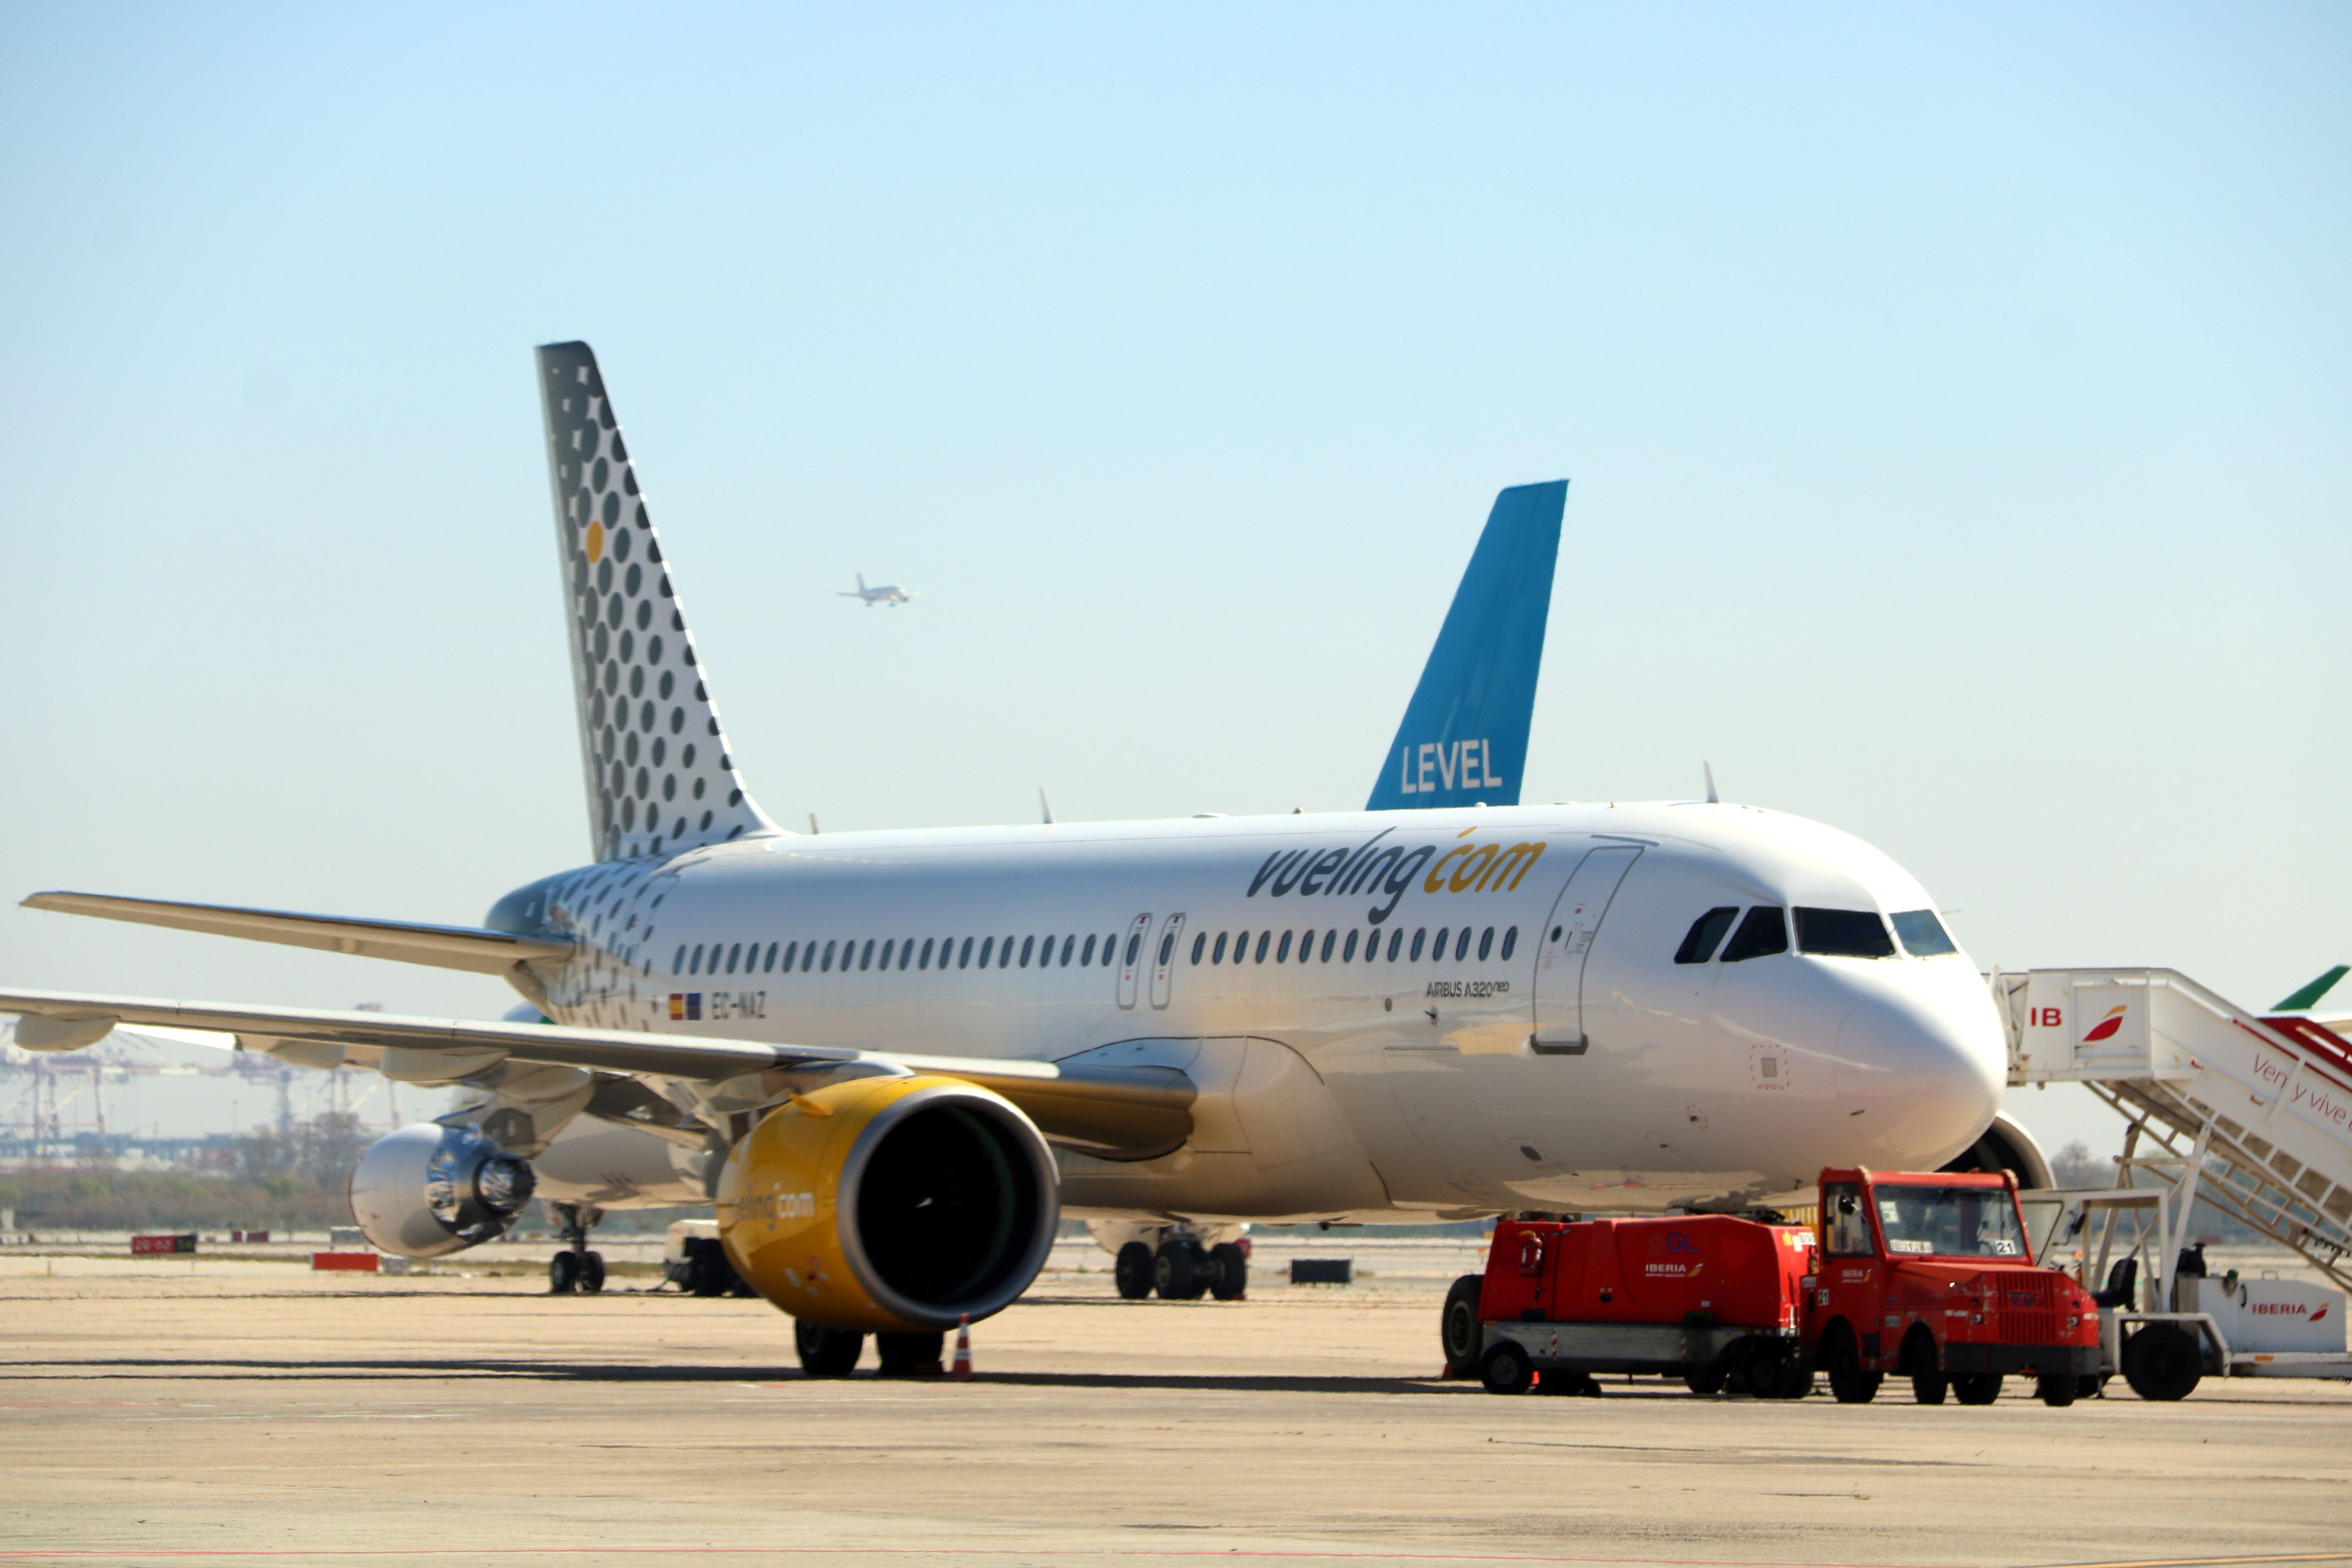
1 342 2025 1378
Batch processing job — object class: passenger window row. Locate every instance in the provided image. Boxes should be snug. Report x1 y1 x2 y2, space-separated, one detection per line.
1672 905 1957 965
1189 925 1518 966
671 930 1127 978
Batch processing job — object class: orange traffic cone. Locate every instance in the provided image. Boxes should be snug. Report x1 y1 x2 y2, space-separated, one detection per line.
950 1314 973 1379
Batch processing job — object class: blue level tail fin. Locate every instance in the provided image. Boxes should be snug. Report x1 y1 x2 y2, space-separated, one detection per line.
1366 481 1566 811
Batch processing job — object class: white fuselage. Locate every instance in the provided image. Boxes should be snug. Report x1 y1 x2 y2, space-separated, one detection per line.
508 802 2006 1221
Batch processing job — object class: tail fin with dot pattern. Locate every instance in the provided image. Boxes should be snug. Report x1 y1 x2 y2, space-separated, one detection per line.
535 341 778 862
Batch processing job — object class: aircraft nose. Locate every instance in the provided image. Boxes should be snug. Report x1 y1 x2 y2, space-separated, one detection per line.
1831 971 2007 1168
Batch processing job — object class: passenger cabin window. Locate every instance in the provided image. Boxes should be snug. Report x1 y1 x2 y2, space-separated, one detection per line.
1191 933 1206 964
673 945 687 972
1276 932 1293 962
1674 907 1740 965
1020 936 1035 968
1500 927 1518 960
1824 1183 1873 1256
1102 933 1118 966
919 938 935 969
1212 932 1229 963
1794 908 1897 959
1409 929 1426 961
1718 907 1788 963
959 937 974 968
1892 910 1958 956
1081 934 1096 966
1342 930 1358 962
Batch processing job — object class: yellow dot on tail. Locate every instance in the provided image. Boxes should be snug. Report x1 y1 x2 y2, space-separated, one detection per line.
586 521 605 563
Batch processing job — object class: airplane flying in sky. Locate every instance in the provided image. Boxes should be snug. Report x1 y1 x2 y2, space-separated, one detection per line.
839 573 914 607
2 342 2024 1378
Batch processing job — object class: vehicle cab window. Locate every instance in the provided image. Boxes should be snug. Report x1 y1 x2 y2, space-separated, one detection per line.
1825 1183 1874 1256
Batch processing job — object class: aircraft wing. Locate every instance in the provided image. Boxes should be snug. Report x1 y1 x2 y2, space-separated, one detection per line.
0 987 1193 1160
20 892 572 976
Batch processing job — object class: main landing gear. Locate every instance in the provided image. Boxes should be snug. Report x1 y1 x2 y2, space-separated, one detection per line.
546 1201 606 1294
1099 1223 1248 1302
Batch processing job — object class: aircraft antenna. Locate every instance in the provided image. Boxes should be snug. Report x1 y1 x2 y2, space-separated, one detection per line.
807 813 820 836
1038 788 1054 826
1703 762 1719 804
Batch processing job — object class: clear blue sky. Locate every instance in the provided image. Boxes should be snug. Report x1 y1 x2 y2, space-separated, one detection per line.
3 5 2345 1155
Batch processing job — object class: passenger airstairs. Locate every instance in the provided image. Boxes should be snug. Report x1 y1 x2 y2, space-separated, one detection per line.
1992 967 2352 1294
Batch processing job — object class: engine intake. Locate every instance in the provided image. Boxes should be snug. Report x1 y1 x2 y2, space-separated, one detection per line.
716 1075 1058 1332
349 1121 538 1258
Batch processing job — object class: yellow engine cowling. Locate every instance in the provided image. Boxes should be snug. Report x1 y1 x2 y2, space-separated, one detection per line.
715 1074 1060 1332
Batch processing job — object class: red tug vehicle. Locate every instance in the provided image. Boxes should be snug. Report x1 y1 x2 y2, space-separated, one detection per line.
1445 1166 2103 1407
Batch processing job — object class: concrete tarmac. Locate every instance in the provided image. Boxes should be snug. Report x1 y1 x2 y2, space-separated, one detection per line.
2 1237 2345 1568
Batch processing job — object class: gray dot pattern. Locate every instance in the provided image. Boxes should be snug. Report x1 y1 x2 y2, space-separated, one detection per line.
537 343 774 863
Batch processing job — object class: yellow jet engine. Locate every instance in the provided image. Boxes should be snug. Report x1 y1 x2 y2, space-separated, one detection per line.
715 1074 1059 1334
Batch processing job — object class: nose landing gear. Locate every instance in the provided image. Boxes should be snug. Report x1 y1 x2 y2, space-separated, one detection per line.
546 1201 606 1294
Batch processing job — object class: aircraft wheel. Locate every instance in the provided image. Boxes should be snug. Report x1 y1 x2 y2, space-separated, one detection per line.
1155 1239 1208 1301
2036 1372 2078 1407
548 1251 579 1294
2122 1323 2203 1401
1113 1242 1155 1300
1479 1341 1534 1395
576 1251 606 1294
1440 1275 1484 1379
1208 1242 1248 1300
795 1320 864 1378
1822 1325 1880 1404
875 1331 945 1378
1953 1373 2003 1406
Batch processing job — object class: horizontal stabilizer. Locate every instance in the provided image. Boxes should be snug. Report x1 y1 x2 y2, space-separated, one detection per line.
20 892 574 975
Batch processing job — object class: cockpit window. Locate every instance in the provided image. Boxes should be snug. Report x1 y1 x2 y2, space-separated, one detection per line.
1718 906 1788 963
1891 909 1958 956
1794 907 1896 959
1674 907 1739 965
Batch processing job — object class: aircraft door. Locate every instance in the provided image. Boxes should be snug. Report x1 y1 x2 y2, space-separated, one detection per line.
1149 914 1186 1009
1115 913 1153 1010
1531 846 1642 1055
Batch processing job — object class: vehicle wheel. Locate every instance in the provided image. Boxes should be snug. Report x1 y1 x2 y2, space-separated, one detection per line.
687 1240 727 1297
1902 1329 1945 1405
548 1251 579 1294
1155 1240 1208 1301
875 1330 945 1378
1440 1275 1485 1379
1208 1242 1248 1301
576 1251 606 1294
730 1273 759 1299
1822 1325 1881 1404
1744 1342 1793 1401
1479 1341 1534 1395
2077 1373 2108 1399
1537 1368 1597 1396
794 1320 864 1378
2121 1323 2203 1402
1114 1242 1155 1300
1684 1366 1726 1396
1953 1373 2002 1406
2036 1372 2078 1407
1776 1364 1816 1400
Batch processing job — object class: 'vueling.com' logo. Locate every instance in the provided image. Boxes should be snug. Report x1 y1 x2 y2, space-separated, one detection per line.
1245 826 1547 926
